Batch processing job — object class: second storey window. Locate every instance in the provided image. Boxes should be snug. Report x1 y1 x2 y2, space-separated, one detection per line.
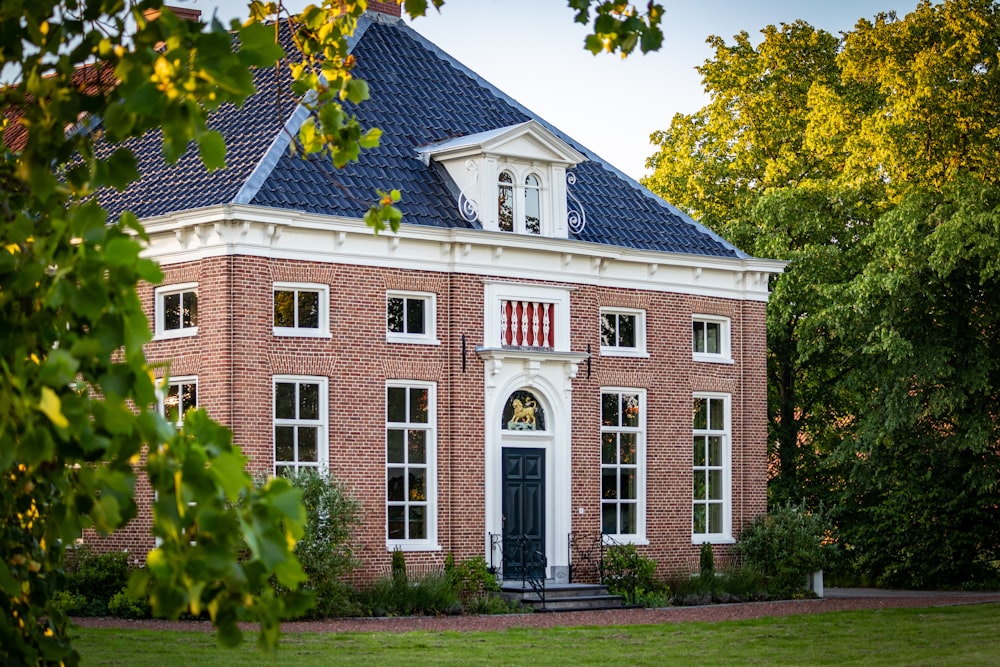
274 377 328 475
600 308 647 357
273 283 329 337
158 376 197 426
386 292 437 344
155 284 198 339
693 315 732 363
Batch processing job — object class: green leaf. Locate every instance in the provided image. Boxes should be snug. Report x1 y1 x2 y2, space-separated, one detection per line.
197 130 227 171
237 21 285 67
103 236 140 267
208 451 250 502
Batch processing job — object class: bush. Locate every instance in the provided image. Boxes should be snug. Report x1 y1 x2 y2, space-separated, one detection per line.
64 547 133 616
355 572 460 617
602 543 665 606
280 468 362 619
700 542 715 578
668 565 766 605
736 503 838 598
448 555 500 604
107 591 151 619
48 590 89 616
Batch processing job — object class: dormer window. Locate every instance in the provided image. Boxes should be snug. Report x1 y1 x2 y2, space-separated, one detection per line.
497 170 543 235
417 120 586 239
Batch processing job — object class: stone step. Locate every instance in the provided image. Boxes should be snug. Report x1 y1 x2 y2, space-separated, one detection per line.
500 582 625 612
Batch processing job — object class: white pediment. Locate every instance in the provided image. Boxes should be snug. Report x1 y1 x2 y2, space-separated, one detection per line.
417 120 586 167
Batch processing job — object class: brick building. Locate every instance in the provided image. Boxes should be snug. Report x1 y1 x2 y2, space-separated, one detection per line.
96 6 782 582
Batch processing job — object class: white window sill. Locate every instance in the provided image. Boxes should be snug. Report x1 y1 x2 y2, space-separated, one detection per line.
386 541 442 553
385 335 441 346
691 535 735 545
600 348 650 359
692 354 734 365
153 328 198 341
602 535 649 546
273 328 332 338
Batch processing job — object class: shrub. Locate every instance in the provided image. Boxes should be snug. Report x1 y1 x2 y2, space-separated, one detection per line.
48 590 88 616
602 543 663 606
355 572 460 617
736 503 838 598
280 468 362 619
448 555 500 604
64 547 133 616
391 547 407 583
107 591 151 620
700 542 715 578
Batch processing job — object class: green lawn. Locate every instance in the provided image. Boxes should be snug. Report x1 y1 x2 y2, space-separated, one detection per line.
75 603 1000 666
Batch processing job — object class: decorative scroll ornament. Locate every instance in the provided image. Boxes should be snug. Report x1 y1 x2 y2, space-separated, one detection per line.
566 171 587 235
457 159 480 223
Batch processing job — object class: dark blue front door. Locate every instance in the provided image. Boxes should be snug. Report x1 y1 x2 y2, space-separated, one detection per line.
502 447 546 579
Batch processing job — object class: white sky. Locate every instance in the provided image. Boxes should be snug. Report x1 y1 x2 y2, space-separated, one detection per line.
185 0 921 180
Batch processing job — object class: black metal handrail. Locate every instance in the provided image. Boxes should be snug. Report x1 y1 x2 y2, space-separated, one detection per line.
488 531 547 609
568 532 641 604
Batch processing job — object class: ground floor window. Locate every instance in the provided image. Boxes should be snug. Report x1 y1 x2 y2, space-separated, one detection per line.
386 381 436 548
692 393 731 541
273 376 328 475
601 389 645 540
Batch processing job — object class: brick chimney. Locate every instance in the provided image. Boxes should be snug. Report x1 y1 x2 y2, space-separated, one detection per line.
143 5 203 22
366 1 402 17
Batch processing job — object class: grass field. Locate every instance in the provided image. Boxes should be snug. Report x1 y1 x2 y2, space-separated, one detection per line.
73 603 1000 666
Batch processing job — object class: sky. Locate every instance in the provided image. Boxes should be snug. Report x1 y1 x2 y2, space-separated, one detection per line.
184 0 923 180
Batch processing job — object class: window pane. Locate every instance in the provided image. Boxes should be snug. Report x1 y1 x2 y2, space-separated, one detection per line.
706 322 720 354
524 175 540 235
298 290 319 329
405 298 425 335
274 290 295 327
602 503 617 534
387 468 405 501
299 383 319 420
409 387 428 423
601 393 619 427
275 383 296 419
409 468 426 501
693 504 706 534
408 430 426 464
299 426 318 462
498 172 513 232
387 387 406 423
183 292 198 328
600 313 616 347
618 314 636 348
708 470 723 500
388 506 405 539
620 433 636 464
165 384 180 423
693 470 706 500
602 433 617 464
275 464 289 477
275 426 294 461
708 436 723 466
693 437 706 467
602 470 617 499
182 383 197 413
620 502 636 534
693 321 705 353
387 297 404 333
164 292 180 330
408 506 426 539
693 398 707 430
621 468 636 500
710 398 724 430
708 502 723 534
387 429 405 463
623 395 639 427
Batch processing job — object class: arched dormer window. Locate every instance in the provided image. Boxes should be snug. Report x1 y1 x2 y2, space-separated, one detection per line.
524 174 541 235
498 171 514 232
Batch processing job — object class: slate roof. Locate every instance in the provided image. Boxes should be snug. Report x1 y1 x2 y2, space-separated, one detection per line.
98 14 747 259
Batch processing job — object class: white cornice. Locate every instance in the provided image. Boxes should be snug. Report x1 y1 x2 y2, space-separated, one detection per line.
136 204 785 302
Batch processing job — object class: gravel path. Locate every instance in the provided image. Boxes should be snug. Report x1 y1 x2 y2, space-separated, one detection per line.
73 589 1000 634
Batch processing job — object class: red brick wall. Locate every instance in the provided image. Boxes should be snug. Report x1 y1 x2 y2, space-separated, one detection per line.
367 1 402 18
95 254 769 582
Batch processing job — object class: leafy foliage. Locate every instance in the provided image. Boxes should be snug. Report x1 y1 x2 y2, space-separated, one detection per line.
601 543 661 605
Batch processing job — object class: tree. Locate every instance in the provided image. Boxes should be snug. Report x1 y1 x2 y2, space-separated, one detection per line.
0 1 665 663
643 0 1000 587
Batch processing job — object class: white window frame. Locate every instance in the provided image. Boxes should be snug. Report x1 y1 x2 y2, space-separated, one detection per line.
273 282 330 338
599 308 648 358
497 166 548 236
600 388 647 544
157 375 198 426
154 283 198 340
385 380 439 552
386 291 439 345
692 314 733 364
692 392 733 544
273 376 329 475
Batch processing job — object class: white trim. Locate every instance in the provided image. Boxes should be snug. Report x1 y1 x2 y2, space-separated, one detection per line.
135 205 783 304
692 314 733 364
599 388 647 543
692 392 732 544
272 282 331 338
153 282 198 340
385 380 439 551
272 375 329 474
483 282 573 352
385 290 440 345
599 307 648 358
